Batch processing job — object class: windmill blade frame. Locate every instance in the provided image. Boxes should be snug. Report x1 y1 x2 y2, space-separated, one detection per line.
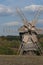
31 9 41 26
16 8 33 31
16 8 29 26
36 28 43 34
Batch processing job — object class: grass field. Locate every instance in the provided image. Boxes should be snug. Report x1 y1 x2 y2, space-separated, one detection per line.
0 34 43 55
0 55 43 65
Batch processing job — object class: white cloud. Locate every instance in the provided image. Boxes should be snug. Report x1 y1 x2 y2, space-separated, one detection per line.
3 21 22 26
0 4 14 16
3 19 43 26
4 19 43 26
23 5 43 11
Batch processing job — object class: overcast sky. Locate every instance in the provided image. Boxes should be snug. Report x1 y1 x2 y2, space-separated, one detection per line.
0 0 43 36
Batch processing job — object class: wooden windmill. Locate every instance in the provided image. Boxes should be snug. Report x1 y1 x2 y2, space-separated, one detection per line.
16 8 43 55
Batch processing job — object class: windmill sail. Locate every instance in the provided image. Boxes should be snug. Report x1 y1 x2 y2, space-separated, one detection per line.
16 8 28 26
31 9 41 26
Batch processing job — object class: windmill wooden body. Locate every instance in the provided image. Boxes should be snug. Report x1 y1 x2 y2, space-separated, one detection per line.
16 8 42 55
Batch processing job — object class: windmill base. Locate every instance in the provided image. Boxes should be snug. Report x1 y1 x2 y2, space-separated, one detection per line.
19 50 41 56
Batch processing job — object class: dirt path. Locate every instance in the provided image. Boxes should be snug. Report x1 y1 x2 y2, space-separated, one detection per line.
0 55 43 65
